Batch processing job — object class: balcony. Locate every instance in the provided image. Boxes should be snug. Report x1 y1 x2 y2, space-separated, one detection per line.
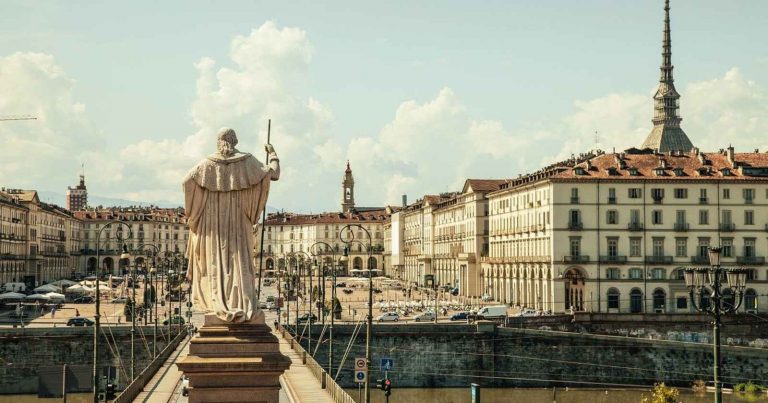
567 222 583 231
645 255 673 264
673 223 689 232
627 222 644 231
599 255 628 263
719 223 736 232
737 256 765 265
563 255 590 263
607 197 616 204
699 197 708 204
690 256 709 264
570 197 579 204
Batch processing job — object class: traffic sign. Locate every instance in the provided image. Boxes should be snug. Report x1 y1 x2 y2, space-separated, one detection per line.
355 357 367 370
354 370 367 383
380 358 394 372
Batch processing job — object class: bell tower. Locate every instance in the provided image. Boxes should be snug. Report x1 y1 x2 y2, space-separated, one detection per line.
341 161 355 213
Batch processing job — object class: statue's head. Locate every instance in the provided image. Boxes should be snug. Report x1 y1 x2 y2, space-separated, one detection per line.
216 127 238 157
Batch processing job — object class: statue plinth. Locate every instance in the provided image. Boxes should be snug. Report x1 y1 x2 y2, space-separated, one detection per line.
177 313 291 403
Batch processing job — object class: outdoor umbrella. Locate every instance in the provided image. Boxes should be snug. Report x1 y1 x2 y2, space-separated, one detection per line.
45 292 66 301
25 293 51 301
34 284 62 293
0 292 26 300
52 279 77 287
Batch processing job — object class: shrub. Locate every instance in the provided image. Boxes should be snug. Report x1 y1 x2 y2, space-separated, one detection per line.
641 383 681 403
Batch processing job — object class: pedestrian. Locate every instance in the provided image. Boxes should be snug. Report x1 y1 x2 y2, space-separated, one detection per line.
75 309 80 317
51 306 56 318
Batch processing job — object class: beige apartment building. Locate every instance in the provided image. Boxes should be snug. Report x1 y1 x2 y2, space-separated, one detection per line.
74 206 188 275
0 190 29 284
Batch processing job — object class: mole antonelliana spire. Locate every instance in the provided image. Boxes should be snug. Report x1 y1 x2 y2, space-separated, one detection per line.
640 0 694 153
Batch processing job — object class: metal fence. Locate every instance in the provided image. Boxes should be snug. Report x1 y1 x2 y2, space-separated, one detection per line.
113 330 187 403
279 324 356 403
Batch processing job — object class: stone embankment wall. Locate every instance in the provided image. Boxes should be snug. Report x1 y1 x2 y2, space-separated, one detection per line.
293 322 768 389
0 326 171 395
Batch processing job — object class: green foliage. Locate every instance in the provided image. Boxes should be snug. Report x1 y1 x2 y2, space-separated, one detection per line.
640 383 680 403
735 382 765 395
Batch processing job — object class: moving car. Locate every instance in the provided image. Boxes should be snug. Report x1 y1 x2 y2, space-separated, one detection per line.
375 312 399 322
335 282 346 288
413 311 436 322
67 317 95 327
450 311 469 321
477 305 508 320
297 313 318 323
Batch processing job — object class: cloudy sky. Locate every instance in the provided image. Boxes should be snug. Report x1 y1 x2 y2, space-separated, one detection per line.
1 1 767 212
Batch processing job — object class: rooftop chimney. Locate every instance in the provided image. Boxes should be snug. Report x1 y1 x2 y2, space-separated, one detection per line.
402 194 407 207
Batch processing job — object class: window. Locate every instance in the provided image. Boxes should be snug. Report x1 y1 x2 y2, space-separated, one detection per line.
652 210 663 225
570 188 579 203
721 210 732 225
606 210 618 224
569 210 581 226
745 210 754 225
630 209 641 224
629 268 643 280
607 288 620 309
675 238 687 257
651 188 664 203
744 188 755 204
722 239 733 257
652 268 666 280
608 188 616 204
723 188 731 199
676 297 688 310
698 238 710 257
628 188 642 199
630 238 641 257
675 210 686 225
606 268 620 280
744 238 756 258
699 210 709 225
569 238 581 257
699 188 708 204
674 188 688 199
652 238 665 257
607 238 619 257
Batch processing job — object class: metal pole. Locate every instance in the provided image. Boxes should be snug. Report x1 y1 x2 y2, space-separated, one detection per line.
308 260 312 355
93 238 100 403
366 249 372 403
713 265 722 403
62 363 67 403
131 261 136 381
330 256 336 375
153 266 157 358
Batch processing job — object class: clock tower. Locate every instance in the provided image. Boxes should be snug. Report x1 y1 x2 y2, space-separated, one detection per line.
341 161 355 213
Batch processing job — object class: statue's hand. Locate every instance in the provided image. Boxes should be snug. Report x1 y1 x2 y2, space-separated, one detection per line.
265 144 276 154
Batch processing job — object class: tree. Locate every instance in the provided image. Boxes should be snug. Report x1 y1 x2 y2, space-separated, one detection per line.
641 383 681 403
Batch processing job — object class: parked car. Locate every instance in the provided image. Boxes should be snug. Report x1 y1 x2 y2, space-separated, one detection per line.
263 279 273 286
375 312 400 322
258 301 267 309
297 313 318 323
335 282 347 288
266 301 276 310
516 308 538 317
413 311 436 322
163 315 186 325
477 305 508 320
450 311 469 321
111 297 129 304
266 295 276 303
342 289 353 294
67 317 94 327
481 294 493 302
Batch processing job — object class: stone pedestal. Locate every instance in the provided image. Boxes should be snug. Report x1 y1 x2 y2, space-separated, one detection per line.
177 313 291 403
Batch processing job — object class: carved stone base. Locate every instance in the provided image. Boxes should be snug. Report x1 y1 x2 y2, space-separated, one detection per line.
177 314 291 403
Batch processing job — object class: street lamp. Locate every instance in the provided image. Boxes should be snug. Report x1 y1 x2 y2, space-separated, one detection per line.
138 243 161 358
310 241 338 375
339 224 373 403
684 246 748 403
93 221 132 403
289 251 313 353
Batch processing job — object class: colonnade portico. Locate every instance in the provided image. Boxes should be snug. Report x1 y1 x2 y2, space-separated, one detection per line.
480 262 555 312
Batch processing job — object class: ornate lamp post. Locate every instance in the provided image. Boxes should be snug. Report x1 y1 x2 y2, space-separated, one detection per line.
289 251 313 353
310 241 337 374
339 224 373 403
93 221 131 403
684 247 748 403
138 243 160 358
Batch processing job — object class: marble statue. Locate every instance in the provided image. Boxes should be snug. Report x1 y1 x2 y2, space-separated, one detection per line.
183 127 280 323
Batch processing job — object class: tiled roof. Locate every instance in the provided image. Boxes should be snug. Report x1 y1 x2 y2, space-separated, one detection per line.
551 148 768 181
74 207 186 223
465 179 508 192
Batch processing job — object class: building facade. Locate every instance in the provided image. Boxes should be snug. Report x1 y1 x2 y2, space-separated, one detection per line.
66 174 88 211
0 190 29 284
74 207 188 275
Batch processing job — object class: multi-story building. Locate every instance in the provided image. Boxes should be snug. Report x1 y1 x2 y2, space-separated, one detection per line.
4 189 78 286
0 190 29 284
480 2 768 314
74 206 188 275
66 174 88 211
258 163 391 275
399 193 451 289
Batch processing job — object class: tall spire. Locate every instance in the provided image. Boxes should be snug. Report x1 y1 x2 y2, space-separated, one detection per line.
640 0 694 153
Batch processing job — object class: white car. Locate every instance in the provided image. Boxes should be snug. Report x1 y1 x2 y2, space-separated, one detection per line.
481 294 493 302
413 311 436 322
375 312 400 322
517 308 538 317
266 301 276 310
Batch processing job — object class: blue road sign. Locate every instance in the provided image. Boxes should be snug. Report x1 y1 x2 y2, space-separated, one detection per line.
380 358 394 372
355 370 367 383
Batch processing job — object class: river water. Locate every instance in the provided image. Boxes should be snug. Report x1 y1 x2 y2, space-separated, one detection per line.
344 387 768 403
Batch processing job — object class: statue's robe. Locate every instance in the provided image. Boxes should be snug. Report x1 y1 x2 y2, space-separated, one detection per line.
183 151 278 323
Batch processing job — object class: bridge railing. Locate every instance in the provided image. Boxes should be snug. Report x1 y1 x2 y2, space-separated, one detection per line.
113 330 187 403
279 324 356 403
